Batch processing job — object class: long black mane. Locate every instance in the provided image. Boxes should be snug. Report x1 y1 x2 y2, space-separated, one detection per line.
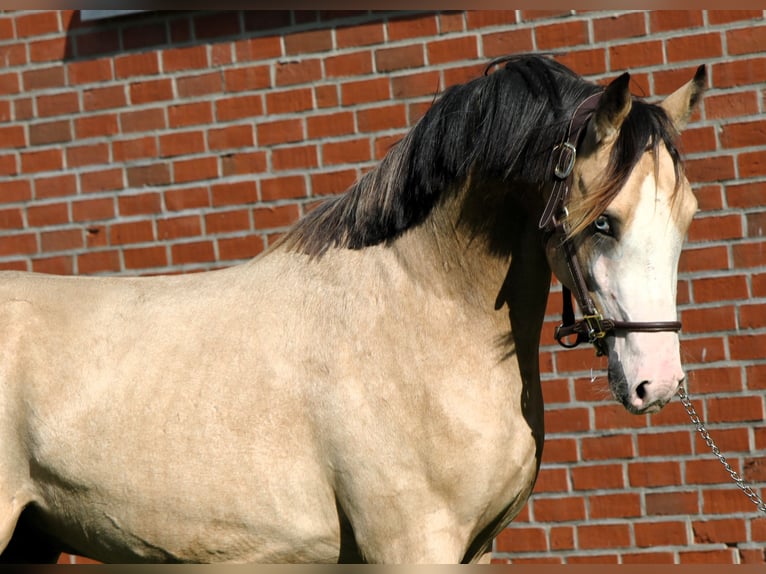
282 54 681 257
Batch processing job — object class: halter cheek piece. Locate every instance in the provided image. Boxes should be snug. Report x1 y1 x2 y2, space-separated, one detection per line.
538 92 682 357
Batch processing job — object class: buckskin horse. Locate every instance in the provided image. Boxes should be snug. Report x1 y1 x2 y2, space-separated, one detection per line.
0 54 704 563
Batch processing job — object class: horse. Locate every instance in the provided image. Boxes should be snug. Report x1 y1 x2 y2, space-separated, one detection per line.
0 54 704 563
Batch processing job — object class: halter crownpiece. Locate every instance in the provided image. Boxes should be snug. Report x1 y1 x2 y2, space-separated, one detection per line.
540 93 682 356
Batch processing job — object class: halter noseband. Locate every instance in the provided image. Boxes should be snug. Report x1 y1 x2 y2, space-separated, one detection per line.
539 92 682 356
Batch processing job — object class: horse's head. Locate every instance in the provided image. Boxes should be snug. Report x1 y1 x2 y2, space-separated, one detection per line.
545 67 705 414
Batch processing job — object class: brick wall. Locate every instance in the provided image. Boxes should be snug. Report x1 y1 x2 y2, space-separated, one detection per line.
1 9 764 565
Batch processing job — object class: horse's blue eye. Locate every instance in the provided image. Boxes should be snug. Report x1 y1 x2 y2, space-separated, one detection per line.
594 215 612 235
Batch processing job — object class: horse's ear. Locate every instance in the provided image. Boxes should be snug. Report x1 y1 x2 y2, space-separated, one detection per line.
591 72 632 145
660 64 707 133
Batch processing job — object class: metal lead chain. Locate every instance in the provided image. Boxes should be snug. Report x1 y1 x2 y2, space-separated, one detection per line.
677 386 766 514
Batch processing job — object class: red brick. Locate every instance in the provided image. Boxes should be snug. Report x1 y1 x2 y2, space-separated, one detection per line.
130 79 173 105
162 45 208 72
109 221 154 245
438 12 464 33
211 181 258 207
645 490 699 515
542 437 577 463
257 119 304 147
0 125 26 148
80 168 123 194
124 246 168 270
217 95 264 122
21 149 63 174
387 14 438 41
712 58 766 89
637 431 692 457
159 131 206 158
272 145 317 171
582 434 635 461
533 496 585 522
41 229 83 252
571 464 624 491
34 174 74 199
376 45 424 73
173 157 218 184
545 407 589 434
482 28 534 59
314 84 338 109
635 520 688 547
593 13 647 42
307 112 354 139
706 91 760 120
36 92 79 118
265 89 313 115
83 86 126 112
207 125 254 151
680 336 727 364
0 71 19 96
609 40 663 70
177 72 222 98
357 105 407 133
692 275 748 303
115 52 160 78
224 66 271 93
334 22 383 49
171 241 215 265
495 526 547 553
118 193 162 217
649 10 704 32
628 461 681 488
589 493 641 519
76 112 120 141
261 175 307 202
126 164 171 188
686 366 742 395
0 154 17 177
667 32 723 62
623 551 676 564
680 306 736 334
120 108 166 134
66 143 109 168
276 59 322 86
30 37 69 63
709 10 763 24
284 29 332 55
310 169 357 197
536 20 589 50
221 151 267 177
704 487 764 514
322 138 371 166
325 51 373 78
679 245 729 273
0 208 23 229
168 102 213 128
392 71 439 99
113 136 158 163
32 256 73 275
72 198 115 222
741 302 766 330
0 233 36 257
234 36 282 61
16 11 60 37
341 78 390 106
577 524 631 550
217 235 264 261
157 215 202 240
205 210 251 234
78 251 120 275
427 36 477 65
727 25 766 55
164 186 210 212
253 204 300 230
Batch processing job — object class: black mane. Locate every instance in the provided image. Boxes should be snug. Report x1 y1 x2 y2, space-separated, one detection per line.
281 54 680 257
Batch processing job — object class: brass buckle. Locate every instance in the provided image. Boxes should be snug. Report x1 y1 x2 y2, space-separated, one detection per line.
583 314 607 343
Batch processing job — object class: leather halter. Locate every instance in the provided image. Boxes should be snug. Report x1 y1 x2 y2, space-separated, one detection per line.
539 92 682 356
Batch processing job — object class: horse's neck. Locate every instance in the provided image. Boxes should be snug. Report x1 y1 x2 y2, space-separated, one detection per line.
389 186 552 330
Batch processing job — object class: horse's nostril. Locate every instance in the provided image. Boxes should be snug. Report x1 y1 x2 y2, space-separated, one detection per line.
636 381 650 401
